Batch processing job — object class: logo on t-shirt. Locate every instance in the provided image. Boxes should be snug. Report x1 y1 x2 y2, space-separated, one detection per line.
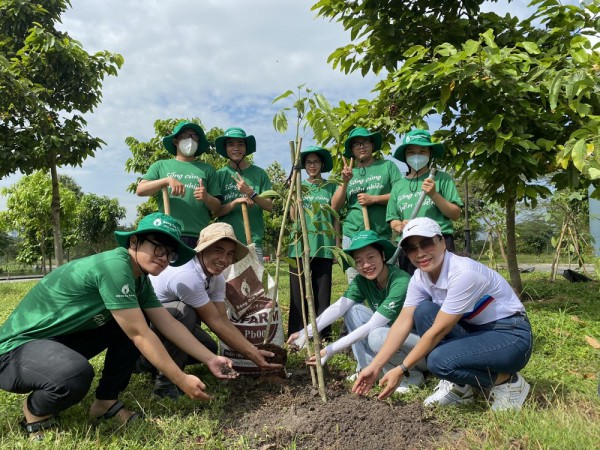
116 283 136 299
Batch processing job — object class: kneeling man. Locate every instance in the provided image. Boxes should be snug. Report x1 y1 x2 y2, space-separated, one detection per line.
147 222 282 398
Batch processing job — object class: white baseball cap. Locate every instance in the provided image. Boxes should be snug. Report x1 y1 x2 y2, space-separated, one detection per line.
400 217 442 246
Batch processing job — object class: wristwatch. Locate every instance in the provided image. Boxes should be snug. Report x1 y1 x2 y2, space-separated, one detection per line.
399 363 410 377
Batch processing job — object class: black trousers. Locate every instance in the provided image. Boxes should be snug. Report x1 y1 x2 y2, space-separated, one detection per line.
288 257 333 340
0 319 138 417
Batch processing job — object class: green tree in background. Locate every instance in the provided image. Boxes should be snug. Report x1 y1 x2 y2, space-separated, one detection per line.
310 0 600 293
76 194 126 254
264 161 288 257
0 0 123 266
0 171 78 273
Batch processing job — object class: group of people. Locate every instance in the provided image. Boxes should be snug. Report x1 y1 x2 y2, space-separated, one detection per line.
0 121 533 441
287 128 532 412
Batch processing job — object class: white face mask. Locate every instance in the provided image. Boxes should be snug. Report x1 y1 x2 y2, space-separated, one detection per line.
406 154 429 172
178 138 198 157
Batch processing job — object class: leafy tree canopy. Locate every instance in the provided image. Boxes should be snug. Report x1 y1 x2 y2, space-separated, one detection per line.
308 0 600 292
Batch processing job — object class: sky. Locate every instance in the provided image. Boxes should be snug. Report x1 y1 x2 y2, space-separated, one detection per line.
0 0 538 224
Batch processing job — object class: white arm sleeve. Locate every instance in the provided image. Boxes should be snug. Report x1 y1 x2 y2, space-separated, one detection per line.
294 297 356 348
326 312 390 356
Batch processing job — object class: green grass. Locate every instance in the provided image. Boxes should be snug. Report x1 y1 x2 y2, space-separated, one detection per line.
1 268 599 449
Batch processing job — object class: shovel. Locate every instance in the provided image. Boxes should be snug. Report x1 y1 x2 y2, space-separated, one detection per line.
387 167 437 265
162 187 171 215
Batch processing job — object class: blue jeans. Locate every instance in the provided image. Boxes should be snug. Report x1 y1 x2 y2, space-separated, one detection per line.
344 304 424 373
0 319 138 417
414 301 533 388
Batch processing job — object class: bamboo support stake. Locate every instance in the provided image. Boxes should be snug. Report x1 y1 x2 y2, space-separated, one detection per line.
291 138 327 402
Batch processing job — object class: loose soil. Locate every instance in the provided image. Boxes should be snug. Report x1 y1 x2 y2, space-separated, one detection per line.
219 368 444 449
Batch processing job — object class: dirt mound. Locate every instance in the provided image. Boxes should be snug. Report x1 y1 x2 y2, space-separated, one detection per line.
220 369 443 449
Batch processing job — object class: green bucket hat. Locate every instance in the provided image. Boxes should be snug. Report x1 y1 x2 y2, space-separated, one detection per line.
215 127 256 158
343 230 396 262
162 121 210 157
301 146 333 173
343 127 383 158
393 129 445 163
114 212 196 267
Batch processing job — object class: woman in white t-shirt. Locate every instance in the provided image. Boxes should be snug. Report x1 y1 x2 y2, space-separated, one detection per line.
352 217 533 411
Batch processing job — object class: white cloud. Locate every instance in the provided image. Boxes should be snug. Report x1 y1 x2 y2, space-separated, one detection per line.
5 0 584 224
1 0 380 224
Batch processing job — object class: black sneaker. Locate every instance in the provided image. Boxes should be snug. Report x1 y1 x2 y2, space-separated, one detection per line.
152 383 184 400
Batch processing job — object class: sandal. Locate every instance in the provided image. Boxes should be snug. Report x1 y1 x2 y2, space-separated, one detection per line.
96 400 143 425
21 416 57 441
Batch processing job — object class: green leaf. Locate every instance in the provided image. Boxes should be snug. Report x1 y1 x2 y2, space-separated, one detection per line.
521 41 540 54
273 110 288 134
571 139 586 171
258 189 281 199
463 40 480 56
272 90 294 104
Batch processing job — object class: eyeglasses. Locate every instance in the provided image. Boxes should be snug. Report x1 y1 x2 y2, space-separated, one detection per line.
401 236 440 257
351 140 371 150
177 133 200 142
305 160 322 167
145 238 179 263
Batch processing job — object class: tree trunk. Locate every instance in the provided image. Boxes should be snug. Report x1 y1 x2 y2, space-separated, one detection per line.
49 160 64 266
550 220 568 282
496 230 508 265
504 191 522 295
40 231 47 275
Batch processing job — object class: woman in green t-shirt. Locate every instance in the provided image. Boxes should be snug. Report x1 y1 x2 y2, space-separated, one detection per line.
287 230 427 394
0 213 235 440
288 146 338 341
387 129 463 275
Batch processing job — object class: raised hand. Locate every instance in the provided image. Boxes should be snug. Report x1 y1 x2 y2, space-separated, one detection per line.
231 173 254 197
341 156 354 183
193 178 207 201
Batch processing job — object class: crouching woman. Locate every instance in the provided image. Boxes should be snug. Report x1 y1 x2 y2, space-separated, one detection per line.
288 230 426 393
353 217 533 411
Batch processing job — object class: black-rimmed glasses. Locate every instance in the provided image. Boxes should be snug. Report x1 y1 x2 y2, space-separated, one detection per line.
146 238 179 263
351 140 372 150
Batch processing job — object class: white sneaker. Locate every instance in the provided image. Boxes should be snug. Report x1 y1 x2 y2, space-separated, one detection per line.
490 373 530 411
346 373 359 382
423 379 474 406
395 370 425 394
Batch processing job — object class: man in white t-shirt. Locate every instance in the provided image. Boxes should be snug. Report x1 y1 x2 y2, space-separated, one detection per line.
144 223 282 398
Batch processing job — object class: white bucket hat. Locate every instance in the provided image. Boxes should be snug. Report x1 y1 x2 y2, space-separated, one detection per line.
194 223 249 262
